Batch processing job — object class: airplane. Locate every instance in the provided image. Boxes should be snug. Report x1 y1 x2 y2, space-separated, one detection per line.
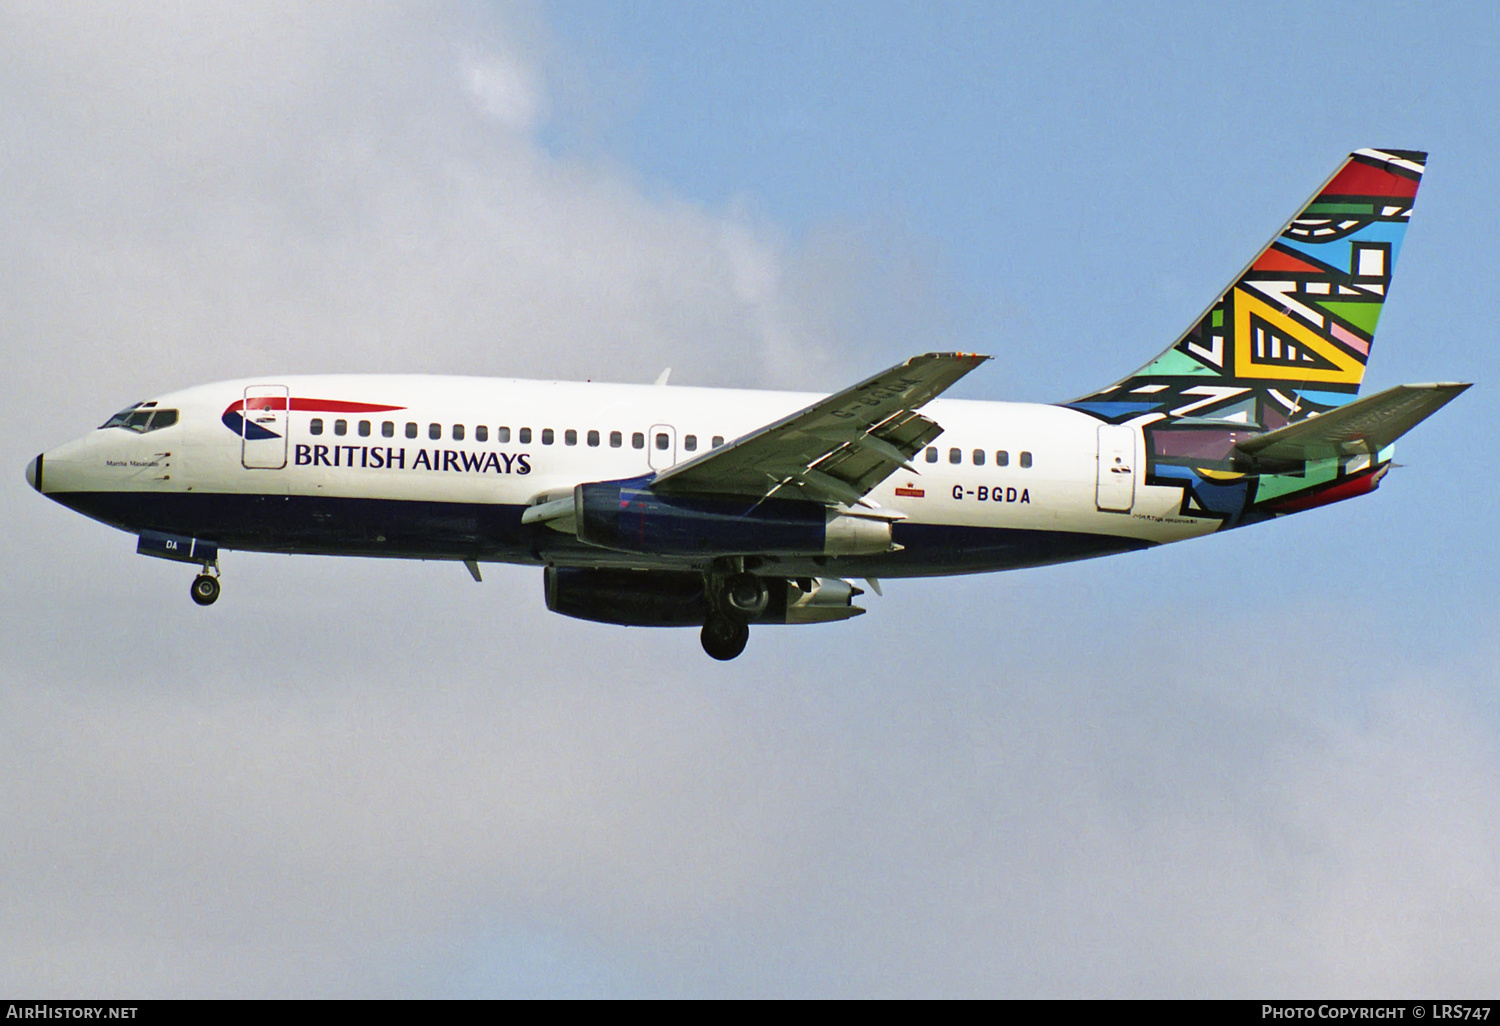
26 148 1469 660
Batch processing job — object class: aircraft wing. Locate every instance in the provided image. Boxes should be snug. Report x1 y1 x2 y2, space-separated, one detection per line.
1234 382 1470 464
650 352 990 505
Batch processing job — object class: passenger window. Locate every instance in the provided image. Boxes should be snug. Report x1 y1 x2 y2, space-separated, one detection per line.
334 419 347 436
453 424 465 441
1020 451 1033 468
609 430 622 448
564 429 577 446
475 425 488 443
655 432 670 450
497 427 511 443
429 423 441 440
519 427 532 444
542 429 554 445
973 449 985 466
310 418 324 436
358 420 371 437
148 409 178 430
406 422 418 439
949 448 961 465
587 429 600 447
632 432 645 449
684 435 697 452
712 435 724 448
996 450 1009 467
925 447 938 463
382 421 394 438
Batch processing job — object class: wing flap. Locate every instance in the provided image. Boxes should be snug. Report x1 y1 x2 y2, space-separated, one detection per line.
652 352 988 502
1234 382 1470 463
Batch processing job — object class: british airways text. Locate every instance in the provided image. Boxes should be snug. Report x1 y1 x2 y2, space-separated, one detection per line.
293 445 532 474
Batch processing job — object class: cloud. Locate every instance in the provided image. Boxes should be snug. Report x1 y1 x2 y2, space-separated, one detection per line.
461 52 545 131
5 569 1500 996
0 0 916 426
0 0 956 995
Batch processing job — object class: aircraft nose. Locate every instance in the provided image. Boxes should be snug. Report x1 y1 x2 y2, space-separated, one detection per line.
25 453 40 492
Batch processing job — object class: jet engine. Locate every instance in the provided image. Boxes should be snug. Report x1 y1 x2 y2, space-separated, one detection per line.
544 567 866 627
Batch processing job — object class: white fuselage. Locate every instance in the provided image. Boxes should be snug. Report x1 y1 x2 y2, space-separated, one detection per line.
33 375 1220 578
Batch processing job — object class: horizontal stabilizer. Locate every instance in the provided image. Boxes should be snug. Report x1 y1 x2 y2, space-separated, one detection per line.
1234 382 1470 463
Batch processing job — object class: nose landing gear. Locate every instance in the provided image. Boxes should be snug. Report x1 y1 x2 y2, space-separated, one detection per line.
136 532 223 607
190 568 221 606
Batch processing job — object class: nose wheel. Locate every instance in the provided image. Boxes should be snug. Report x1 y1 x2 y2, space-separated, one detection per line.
190 570 221 606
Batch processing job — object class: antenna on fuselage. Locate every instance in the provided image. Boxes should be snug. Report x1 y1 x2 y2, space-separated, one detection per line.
654 368 671 386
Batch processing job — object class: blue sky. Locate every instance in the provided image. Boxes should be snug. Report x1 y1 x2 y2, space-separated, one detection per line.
2 0 1498 997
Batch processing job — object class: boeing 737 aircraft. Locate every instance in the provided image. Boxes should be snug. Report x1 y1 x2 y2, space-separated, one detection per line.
27 149 1468 659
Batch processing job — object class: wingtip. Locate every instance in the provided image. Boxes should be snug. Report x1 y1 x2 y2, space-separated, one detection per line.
915 351 992 363
1404 381 1472 392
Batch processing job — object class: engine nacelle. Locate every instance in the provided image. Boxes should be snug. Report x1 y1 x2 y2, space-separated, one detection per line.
545 566 707 626
573 479 893 557
544 567 867 627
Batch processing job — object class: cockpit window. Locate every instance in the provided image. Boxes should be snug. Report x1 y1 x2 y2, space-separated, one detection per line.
101 403 143 429
100 403 179 433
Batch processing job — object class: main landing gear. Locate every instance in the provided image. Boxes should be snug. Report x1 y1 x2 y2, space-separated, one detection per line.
701 615 749 661
699 569 763 660
190 567 221 606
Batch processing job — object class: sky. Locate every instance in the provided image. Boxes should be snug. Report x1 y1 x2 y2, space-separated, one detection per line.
2 0 1499 998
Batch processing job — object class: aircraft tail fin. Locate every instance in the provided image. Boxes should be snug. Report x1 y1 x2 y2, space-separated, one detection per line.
1065 149 1427 429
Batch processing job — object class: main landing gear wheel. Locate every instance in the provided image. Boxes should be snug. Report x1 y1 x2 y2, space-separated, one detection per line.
723 572 769 621
701 615 749 661
190 573 220 607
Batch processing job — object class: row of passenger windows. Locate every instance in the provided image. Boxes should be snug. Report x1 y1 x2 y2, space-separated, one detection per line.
307 418 726 452
305 418 1032 467
98 404 1033 471
99 406 1032 470
926 446 1033 468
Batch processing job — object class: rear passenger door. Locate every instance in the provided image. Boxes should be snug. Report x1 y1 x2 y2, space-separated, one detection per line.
1095 423 1135 512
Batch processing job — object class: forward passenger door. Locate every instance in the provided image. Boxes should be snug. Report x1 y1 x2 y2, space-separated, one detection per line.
241 385 289 470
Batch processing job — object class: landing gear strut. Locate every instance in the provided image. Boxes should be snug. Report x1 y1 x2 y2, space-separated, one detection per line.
190 568 220 606
701 614 749 661
700 562 756 660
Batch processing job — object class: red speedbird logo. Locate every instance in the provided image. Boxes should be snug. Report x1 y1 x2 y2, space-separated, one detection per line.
223 398 406 440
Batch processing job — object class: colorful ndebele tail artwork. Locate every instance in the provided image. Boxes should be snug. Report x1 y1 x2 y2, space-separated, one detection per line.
1060 148 1430 527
